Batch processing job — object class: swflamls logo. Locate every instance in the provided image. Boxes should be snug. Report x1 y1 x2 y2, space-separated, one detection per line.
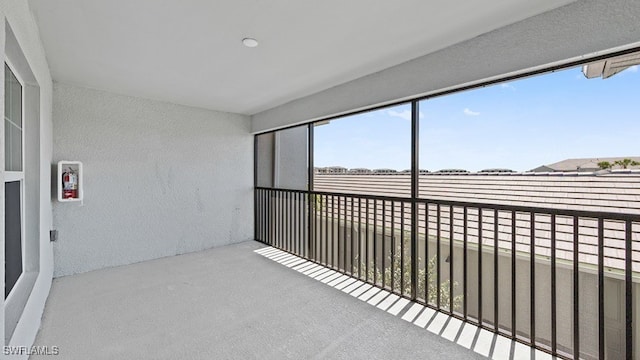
3 345 59 355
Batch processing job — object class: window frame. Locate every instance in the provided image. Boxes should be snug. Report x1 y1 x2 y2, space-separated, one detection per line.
4 57 26 300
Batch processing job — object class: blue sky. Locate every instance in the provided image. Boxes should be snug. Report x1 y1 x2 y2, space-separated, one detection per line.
314 64 639 172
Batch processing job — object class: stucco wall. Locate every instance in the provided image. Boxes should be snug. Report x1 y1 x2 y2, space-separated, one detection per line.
52 83 253 277
252 0 640 132
0 0 54 353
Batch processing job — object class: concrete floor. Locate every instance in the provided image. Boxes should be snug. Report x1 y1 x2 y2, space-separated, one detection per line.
32 241 495 360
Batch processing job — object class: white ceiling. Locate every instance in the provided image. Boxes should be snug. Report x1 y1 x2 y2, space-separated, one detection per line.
29 0 573 115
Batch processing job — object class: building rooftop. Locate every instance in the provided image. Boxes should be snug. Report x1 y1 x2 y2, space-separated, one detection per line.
531 156 640 172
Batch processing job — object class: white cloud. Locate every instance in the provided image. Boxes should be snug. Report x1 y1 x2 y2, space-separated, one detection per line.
387 110 425 120
501 83 515 90
629 65 638 73
463 108 480 116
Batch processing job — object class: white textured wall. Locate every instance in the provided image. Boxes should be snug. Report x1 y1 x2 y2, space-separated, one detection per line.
52 83 253 277
0 0 54 353
252 0 640 132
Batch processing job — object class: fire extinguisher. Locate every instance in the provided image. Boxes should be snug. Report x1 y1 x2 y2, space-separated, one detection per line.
62 168 78 199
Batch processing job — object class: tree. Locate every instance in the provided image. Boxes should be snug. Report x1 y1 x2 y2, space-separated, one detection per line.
597 161 612 170
613 158 640 169
355 248 463 311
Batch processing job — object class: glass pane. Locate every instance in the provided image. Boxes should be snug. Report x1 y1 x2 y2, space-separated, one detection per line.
5 181 23 298
10 68 22 127
4 63 22 171
4 120 11 170
10 124 22 172
4 121 22 172
4 64 10 119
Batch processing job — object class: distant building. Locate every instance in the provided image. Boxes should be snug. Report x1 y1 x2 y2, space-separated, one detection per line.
401 169 429 174
434 169 470 174
348 168 372 174
315 166 348 174
478 168 514 174
531 157 640 172
372 168 397 174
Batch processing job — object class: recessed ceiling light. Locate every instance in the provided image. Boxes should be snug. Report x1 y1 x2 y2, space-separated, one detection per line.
242 38 259 48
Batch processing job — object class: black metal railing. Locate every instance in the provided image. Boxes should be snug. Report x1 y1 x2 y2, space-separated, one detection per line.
255 186 639 360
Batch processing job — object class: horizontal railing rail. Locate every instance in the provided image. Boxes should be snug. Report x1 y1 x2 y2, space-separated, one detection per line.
255 186 639 360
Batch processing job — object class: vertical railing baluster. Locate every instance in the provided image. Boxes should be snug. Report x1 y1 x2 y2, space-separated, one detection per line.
598 217 604 360
450 206 455 314
391 201 395 293
308 192 311 259
280 190 284 249
296 192 300 256
271 190 275 246
272 190 276 247
277 190 280 247
366 199 370 283
314 193 319 261
358 198 362 279
325 195 329 266
290 191 293 252
374 199 378 284
255 189 259 242
383 200 387 288
286 191 290 251
307 191 312 260
284 191 288 251
401 203 405 296
306 191 310 258
437 204 441 309
494 208 498 331
274 190 278 248
350 197 355 275
276 190 280 248
299 192 302 256
573 216 580 359
625 219 633 359
479 208 483 326
463 206 468 321
319 193 323 262
266 190 270 245
511 210 516 338
332 195 336 268
551 214 557 356
295 193 304 257
256 189 260 242
291 191 294 253
425 203 429 303
343 196 347 273
530 212 536 345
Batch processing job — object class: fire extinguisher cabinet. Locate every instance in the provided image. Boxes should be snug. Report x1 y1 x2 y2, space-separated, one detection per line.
57 161 83 202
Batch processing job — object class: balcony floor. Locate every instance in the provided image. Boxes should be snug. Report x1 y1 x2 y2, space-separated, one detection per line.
33 241 513 359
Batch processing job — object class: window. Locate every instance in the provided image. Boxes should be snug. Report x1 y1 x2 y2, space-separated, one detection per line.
313 104 412 197
4 61 24 299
